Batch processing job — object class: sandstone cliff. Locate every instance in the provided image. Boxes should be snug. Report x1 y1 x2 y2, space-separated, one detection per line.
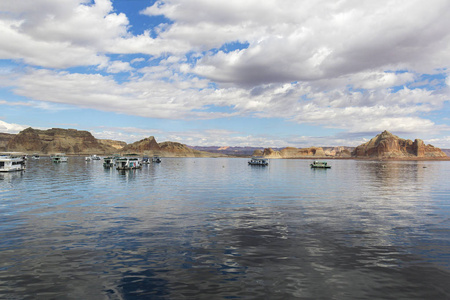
0 133 15 151
256 146 328 158
2 127 226 157
121 136 161 154
98 139 127 150
323 146 353 157
352 130 447 158
6 127 117 154
159 141 226 157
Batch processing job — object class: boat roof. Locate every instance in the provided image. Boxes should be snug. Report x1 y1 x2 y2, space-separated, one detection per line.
0 152 26 156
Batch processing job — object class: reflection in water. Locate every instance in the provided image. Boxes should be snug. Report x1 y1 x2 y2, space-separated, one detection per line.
0 158 449 299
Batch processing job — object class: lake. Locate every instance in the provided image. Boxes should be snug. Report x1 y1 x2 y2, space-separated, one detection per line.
1 157 449 299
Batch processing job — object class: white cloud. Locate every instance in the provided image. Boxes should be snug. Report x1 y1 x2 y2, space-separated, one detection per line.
143 0 450 86
0 120 29 133
1 0 450 147
105 61 133 73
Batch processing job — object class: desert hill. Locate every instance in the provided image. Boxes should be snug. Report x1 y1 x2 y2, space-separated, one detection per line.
0 132 14 150
4 127 116 154
256 146 352 158
0 127 226 157
121 137 225 157
352 130 446 158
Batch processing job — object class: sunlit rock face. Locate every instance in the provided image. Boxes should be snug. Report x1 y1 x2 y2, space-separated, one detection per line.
257 146 328 158
352 130 447 158
6 127 117 154
121 136 161 153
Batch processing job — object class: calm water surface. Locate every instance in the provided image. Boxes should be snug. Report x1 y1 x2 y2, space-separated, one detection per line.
0 157 449 299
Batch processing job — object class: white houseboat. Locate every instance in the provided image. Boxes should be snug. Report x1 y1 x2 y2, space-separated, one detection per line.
152 155 162 163
310 161 331 169
85 154 101 161
51 153 68 163
116 156 142 170
103 156 117 168
248 156 269 166
0 152 26 172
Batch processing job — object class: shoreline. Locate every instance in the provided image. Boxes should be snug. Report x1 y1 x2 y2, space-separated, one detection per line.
31 154 450 161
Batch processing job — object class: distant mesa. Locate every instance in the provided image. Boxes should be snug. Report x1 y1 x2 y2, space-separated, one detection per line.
256 146 351 158
352 130 447 159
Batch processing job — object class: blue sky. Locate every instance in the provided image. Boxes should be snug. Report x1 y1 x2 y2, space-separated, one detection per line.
1 0 450 148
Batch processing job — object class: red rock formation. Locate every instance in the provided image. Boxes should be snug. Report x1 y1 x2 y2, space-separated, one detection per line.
352 130 447 158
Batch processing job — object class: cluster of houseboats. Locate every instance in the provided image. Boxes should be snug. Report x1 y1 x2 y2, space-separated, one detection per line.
1 152 331 173
0 152 163 172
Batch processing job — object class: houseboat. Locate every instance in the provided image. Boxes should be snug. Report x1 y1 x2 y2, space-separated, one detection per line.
51 153 68 163
310 161 331 169
85 154 101 161
248 156 269 166
116 156 142 170
0 152 26 172
142 157 150 164
31 153 40 160
103 156 117 168
152 155 162 163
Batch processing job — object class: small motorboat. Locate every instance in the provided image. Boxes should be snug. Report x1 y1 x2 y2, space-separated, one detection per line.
248 156 268 166
310 161 331 169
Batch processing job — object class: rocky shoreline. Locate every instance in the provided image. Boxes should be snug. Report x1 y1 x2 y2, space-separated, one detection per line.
0 128 448 160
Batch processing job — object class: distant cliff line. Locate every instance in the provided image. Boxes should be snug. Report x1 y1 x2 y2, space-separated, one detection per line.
0 127 224 157
256 130 448 160
0 128 448 159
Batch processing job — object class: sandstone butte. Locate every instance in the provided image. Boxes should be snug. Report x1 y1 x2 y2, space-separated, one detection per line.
351 130 447 159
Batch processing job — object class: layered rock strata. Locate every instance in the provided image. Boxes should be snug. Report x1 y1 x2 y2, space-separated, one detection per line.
352 130 446 158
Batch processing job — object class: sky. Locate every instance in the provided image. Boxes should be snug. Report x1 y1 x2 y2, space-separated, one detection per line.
1 0 450 148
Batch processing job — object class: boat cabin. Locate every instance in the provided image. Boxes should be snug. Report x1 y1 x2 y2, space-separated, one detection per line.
51 153 68 163
248 156 269 166
310 161 331 169
116 156 142 170
0 152 26 172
